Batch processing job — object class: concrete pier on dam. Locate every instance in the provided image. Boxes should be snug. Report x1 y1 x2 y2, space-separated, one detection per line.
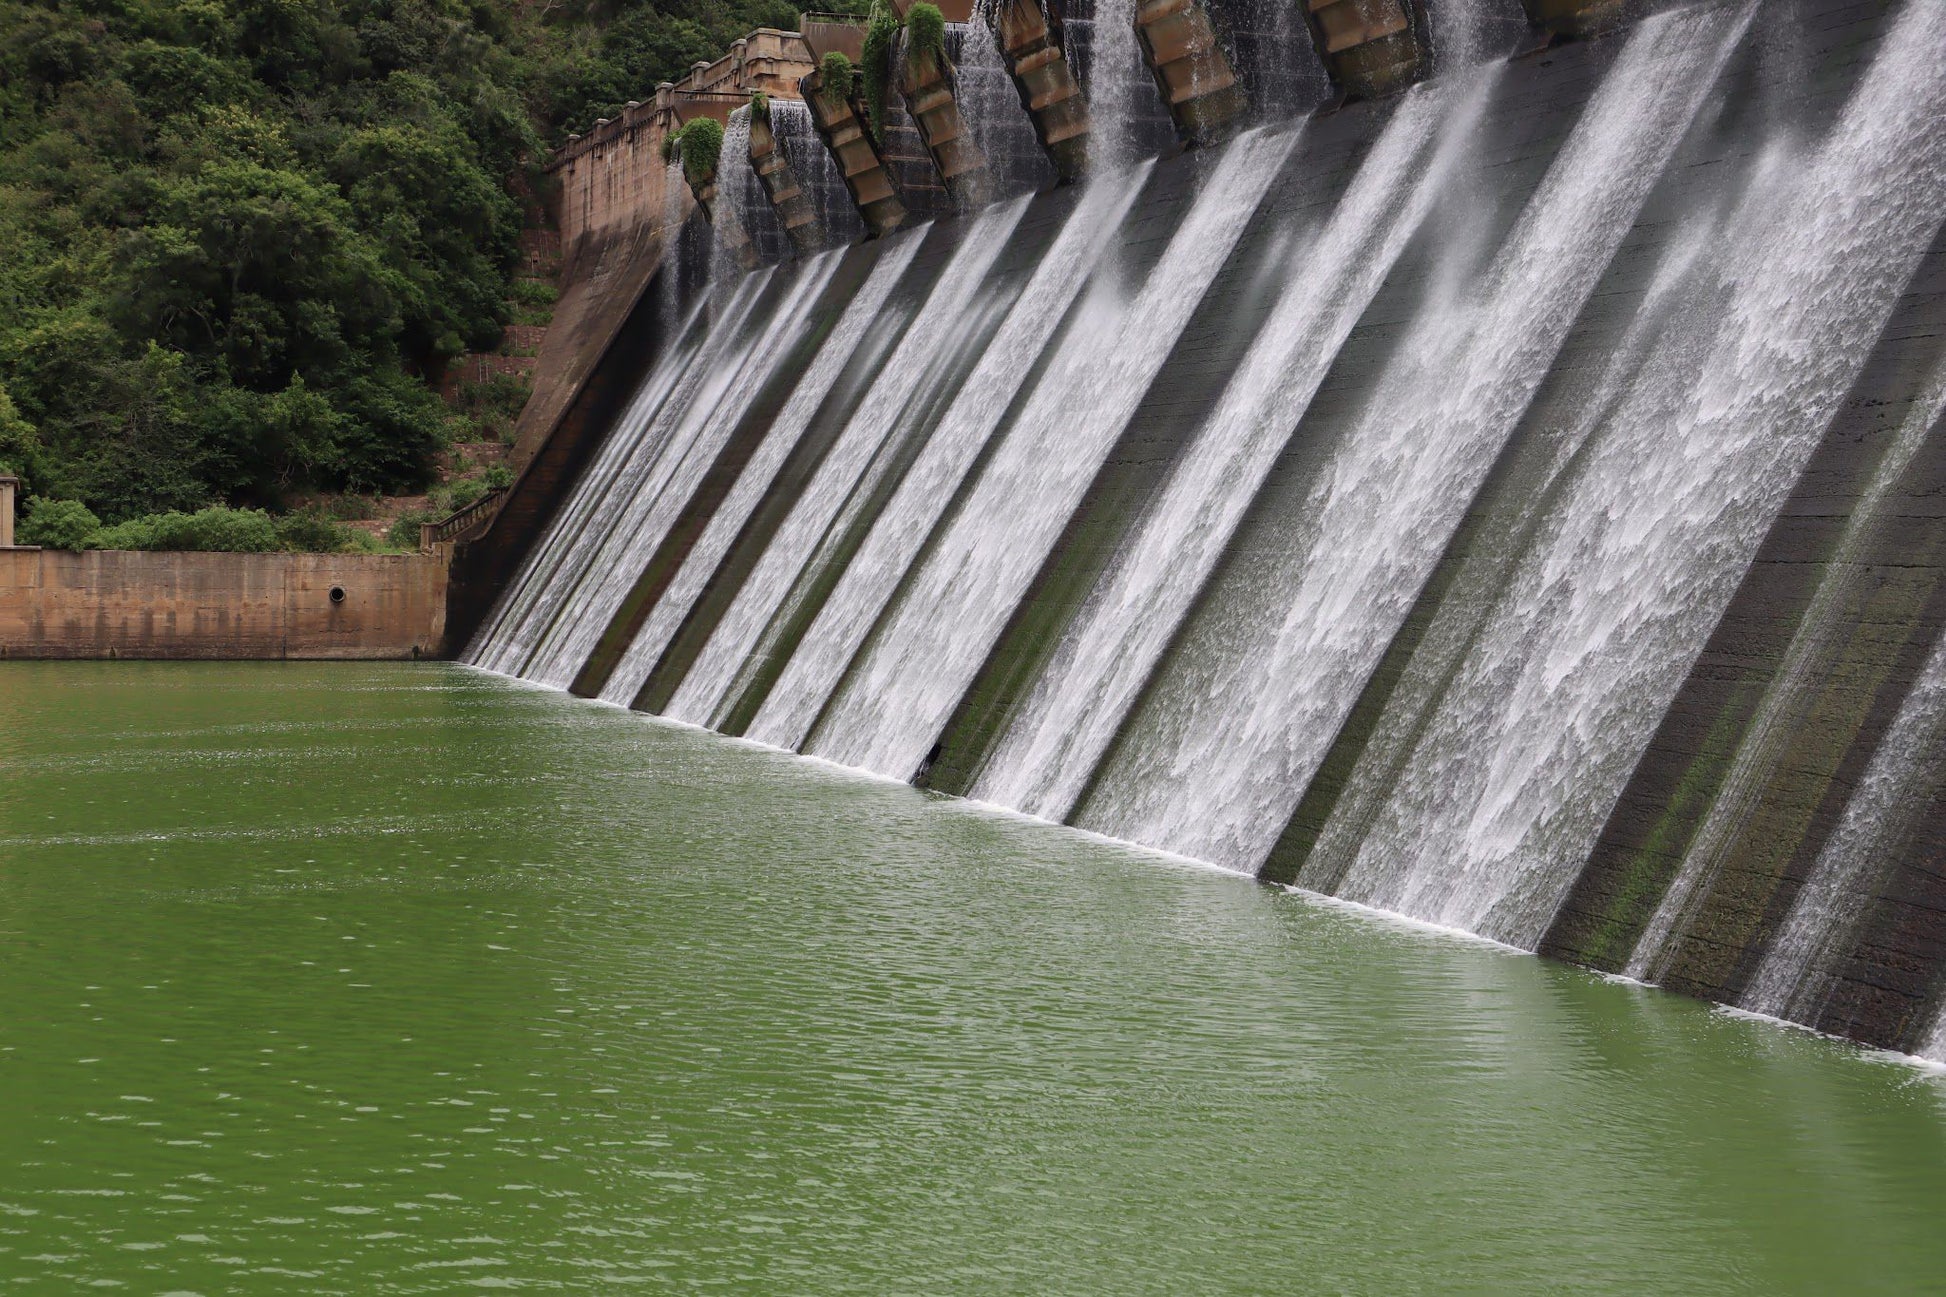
451 0 1946 1062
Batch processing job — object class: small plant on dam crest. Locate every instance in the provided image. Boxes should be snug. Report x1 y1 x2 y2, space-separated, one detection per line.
906 3 946 66
679 117 724 187
820 52 856 104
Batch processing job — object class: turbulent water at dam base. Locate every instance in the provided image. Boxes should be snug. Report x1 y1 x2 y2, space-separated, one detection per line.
471 0 1946 1070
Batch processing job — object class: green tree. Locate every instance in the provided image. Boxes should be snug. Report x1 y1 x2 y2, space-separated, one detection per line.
0 0 843 522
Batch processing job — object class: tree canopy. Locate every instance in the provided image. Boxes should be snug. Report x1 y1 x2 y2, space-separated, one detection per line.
0 0 844 521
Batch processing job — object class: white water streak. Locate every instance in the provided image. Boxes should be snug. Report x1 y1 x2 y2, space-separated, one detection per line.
1925 996 1946 1064
1431 0 1526 72
1334 0 1946 948
1083 0 1145 172
954 19 1054 198
1737 370 1946 1015
593 229 931 705
1299 206 1728 891
1083 7 1750 873
665 199 1066 728
521 253 845 688
807 128 1297 778
1750 630 1946 1022
466 274 768 674
974 81 1486 819
772 100 862 247
732 165 1154 743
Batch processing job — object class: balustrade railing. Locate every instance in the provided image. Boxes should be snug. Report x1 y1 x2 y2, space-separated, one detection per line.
421 488 506 551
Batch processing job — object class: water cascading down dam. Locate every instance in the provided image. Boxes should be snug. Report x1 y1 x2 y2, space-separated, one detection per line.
459 0 1946 1064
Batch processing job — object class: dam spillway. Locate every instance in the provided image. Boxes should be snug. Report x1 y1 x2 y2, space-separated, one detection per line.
466 0 1946 1062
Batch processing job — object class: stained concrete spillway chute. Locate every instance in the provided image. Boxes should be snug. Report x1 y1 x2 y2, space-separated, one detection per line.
459 0 1946 1067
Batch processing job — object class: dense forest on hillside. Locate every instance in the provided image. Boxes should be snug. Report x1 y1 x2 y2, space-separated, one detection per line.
0 0 822 535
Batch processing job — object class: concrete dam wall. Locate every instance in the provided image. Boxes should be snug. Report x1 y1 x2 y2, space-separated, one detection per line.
461 0 1946 1060
0 550 448 660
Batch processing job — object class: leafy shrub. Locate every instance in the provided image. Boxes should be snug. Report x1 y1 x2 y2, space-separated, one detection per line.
18 497 101 550
509 279 557 326
484 464 515 491
272 509 365 553
750 90 770 125
906 4 946 63
386 508 439 550
89 506 281 553
21 497 371 552
679 117 724 187
433 478 490 513
450 372 531 442
820 52 856 103
861 6 900 140
473 373 532 418
509 279 558 308
323 494 379 522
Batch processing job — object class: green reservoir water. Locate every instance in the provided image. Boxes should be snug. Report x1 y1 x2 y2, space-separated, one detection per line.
5 662 1946 1293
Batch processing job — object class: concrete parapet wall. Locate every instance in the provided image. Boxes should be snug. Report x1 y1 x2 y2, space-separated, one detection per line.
0 550 448 660
553 113 688 275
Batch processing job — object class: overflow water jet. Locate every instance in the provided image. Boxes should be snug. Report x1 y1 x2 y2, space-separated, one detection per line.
601 201 1028 708
694 166 1155 737
969 80 1486 820
799 129 1296 776
1629 360 1946 989
1077 5 1755 877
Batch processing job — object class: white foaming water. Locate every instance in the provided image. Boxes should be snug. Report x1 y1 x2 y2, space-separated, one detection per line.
654 159 689 329
805 128 1296 779
614 199 1027 708
1214 0 1324 120
594 227 933 705
465 274 769 675
1299 206 1728 893
972 81 1486 820
711 112 757 277
519 253 845 688
1431 0 1527 71
729 165 1153 743
1081 0 1145 172
658 195 1050 726
1743 629 1946 1022
1634 360 1946 987
1081 7 1751 872
1925 997 1946 1065
771 99 863 246
952 20 1055 197
1329 0 1946 949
